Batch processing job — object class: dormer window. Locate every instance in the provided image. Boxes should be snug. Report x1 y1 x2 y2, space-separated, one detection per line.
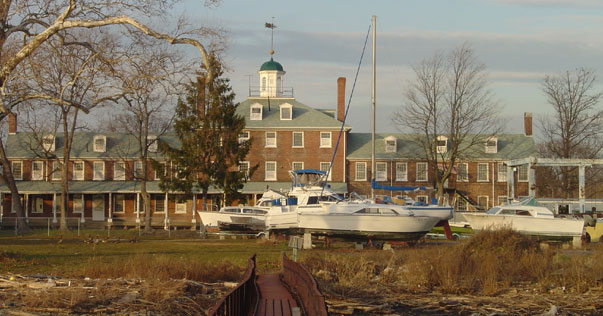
42 134 55 152
384 136 397 153
280 104 292 120
147 135 158 153
485 137 498 154
436 135 448 154
250 104 263 120
93 135 106 152
238 131 250 143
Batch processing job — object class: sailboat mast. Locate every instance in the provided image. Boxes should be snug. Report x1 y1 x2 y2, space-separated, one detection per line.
371 15 376 200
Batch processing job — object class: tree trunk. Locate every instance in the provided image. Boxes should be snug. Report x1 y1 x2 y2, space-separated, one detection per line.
59 160 69 231
142 180 152 232
0 137 28 234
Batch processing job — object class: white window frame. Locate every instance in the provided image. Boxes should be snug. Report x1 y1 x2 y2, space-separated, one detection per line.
292 132 304 148
320 132 332 148
11 161 23 180
320 162 332 181
32 196 44 214
416 195 429 204
51 161 61 181
147 135 158 153
93 161 105 181
155 162 166 180
485 137 498 154
31 161 43 181
153 194 165 213
72 194 84 214
478 195 489 210
42 134 55 152
395 162 407 181
376 162 387 181
355 162 367 181
436 136 447 154
497 162 507 182
134 161 143 179
175 198 187 214
416 162 428 182
292 162 304 171
238 161 250 179
238 131 250 143
265 131 277 148
385 136 397 153
477 163 489 182
457 163 468 182
72 161 84 181
114 162 126 180
265 161 277 181
113 194 125 213
280 104 292 120
250 104 263 120
457 199 468 211
93 135 106 152
498 196 507 206
518 165 529 182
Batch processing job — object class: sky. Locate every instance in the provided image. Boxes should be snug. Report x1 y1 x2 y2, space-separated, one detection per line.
175 0 603 137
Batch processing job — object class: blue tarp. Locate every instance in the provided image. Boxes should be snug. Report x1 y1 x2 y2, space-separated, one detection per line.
371 179 426 191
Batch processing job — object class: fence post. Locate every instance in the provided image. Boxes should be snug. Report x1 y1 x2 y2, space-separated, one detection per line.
47 218 50 236
77 219 80 236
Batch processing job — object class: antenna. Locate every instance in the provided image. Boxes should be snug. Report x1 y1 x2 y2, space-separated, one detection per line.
265 17 276 56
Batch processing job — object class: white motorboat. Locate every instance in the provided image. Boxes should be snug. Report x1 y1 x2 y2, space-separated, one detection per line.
462 199 585 240
264 169 440 241
197 206 267 232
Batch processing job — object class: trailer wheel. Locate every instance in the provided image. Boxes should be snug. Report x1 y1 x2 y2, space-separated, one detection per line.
599 235 603 243
583 233 591 244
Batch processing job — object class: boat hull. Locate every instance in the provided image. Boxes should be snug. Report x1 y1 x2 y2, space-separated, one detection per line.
407 206 454 221
197 211 265 229
463 213 584 239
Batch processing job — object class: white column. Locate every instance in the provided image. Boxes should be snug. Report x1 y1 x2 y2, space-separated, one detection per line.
192 195 197 223
528 163 536 198
0 193 3 222
579 165 586 213
164 193 169 230
108 192 113 223
80 194 85 223
52 193 57 223
136 193 140 224
24 194 29 222
507 165 515 204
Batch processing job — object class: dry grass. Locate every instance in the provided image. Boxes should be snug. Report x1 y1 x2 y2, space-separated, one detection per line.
304 229 603 297
80 254 244 283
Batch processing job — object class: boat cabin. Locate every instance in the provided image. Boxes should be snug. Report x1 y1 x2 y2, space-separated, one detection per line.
486 205 554 218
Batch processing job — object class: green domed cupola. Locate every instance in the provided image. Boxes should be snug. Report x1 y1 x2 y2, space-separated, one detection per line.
260 57 284 71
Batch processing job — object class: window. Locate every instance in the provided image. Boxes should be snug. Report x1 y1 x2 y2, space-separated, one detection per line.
518 165 528 182
250 104 263 120
477 163 489 182
147 136 158 153
51 161 61 181
292 162 304 171
261 77 266 91
93 161 104 180
497 162 507 182
498 196 507 206
320 162 332 181
477 196 489 210
385 136 397 153
32 161 43 181
73 194 83 214
175 197 187 214
316 132 331 148
113 194 125 213
292 132 304 148
11 161 22 180
355 162 367 181
376 162 387 181
436 136 447 154
280 104 292 120
416 196 428 204
457 199 468 211
153 194 165 213
32 196 44 213
265 132 277 148
72 161 84 180
416 162 428 182
154 162 165 180
457 163 468 182
239 161 250 179
42 134 55 152
396 163 407 181
93 135 106 152
238 131 250 143
134 161 143 179
485 137 498 153
265 161 277 181
114 162 126 180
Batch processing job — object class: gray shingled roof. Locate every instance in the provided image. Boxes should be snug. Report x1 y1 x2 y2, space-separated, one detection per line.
237 98 351 130
347 133 537 160
5 132 179 159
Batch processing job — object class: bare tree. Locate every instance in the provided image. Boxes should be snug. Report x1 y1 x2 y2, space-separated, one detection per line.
392 43 503 198
537 68 603 197
0 0 219 234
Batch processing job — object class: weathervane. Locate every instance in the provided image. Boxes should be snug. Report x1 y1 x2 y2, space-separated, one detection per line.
265 17 276 56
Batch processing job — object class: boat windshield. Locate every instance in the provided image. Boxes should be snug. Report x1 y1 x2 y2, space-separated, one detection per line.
486 207 501 215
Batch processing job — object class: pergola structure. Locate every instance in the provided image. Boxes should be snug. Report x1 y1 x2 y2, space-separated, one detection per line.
506 157 603 213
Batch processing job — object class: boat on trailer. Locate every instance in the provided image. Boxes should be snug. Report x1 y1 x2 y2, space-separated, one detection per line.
198 206 268 233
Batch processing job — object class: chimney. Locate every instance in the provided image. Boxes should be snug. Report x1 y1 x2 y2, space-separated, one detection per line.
8 112 16 135
524 112 532 136
337 77 346 122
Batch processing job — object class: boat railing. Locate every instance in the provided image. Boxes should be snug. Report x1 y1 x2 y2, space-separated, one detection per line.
208 254 259 316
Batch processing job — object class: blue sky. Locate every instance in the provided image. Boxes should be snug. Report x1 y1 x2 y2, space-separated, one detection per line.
175 0 603 136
